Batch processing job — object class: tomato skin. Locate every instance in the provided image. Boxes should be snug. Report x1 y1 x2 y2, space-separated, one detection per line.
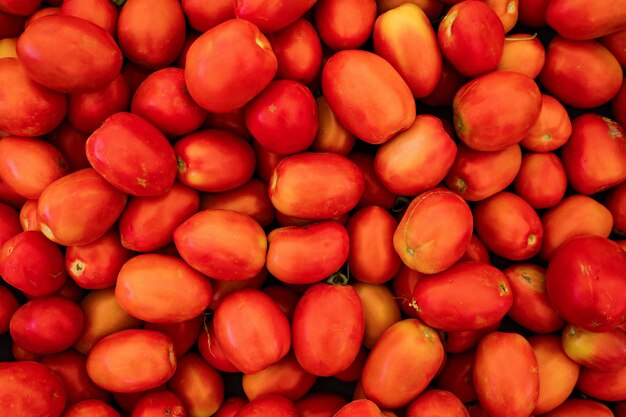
393 188 473 274
375 115 456 196
442 324 499 353
362 319 444 408
18 199 39 232
182 0 234 32
235 0 316 34
420 60 467 107
353 282 402 349
145 316 203 358
314 0 376 50
214 289 291 374
116 254 212 323
292 283 364 377
601 28 626 68
246 80 318 155
434 350 477 403
520 94 572 152
295 392 347 417
0 58 66 137
391 265 424 318
234 394 298 417
576 363 626 402
46 121 91 172
547 235 626 331
374 3 442 98
214 397 248 417
322 49 415 144
459 234 491 264
412 261 512 331
503 263 565 333
348 152 396 210
546 0 626 40
333 399 382 417
541 398 615 417
86 112 177 197
518 0 549 27
562 324 626 371
167 353 225 417
185 19 277 113
312 96 356 155
484 0 519 32
0 230 66 296
406 389 469 417
513 152 567 209
453 70 542 151
497 34 545 78
0 361 67 417
605 181 626 235
242 353 317 401
10 296 83 355
197 319 239 373
267 221 349 285
61 0 117 36
63 398 119 417
17 15 123 93
131 390 187 417
209 269 267 310
0 285 18 334
438 0 504 77
473 332 539 417
269 152 364 220
0 202 21 245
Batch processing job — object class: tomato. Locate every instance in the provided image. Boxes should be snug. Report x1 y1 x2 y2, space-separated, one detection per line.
503 263 565 333
116 254 212 323
46 121 90 172
17 14 122 93
246 80 318 155
0 202 20 245
197 319 240 373
209 269 267 310
353 282 402 348
513 151 567 209
292 281 363 376
145 316 203 358
394 188 473 274
0 230 66 296
474 332 539 417
235 0 316 34
445 143 522 201
266 19 323 86
204 107 251 140
333 347 368 382
562 324 626 371
174 130 255 193
541 398 615 417
242 353 317 401
0 13 25 37
373 3 442 98
131 390 187 417
520 94 572 152
0 0 41 15
374 115 457 195
484 0 519 32
263 285 300 320
441 323 500 353
361 319 444 408
214 289 291 374
167 353 225 417
234 394 298 417
497 33 545 78
412 261 512 331
545 0 626 39
295 393 347 417
333 400 382 417
174 209 267 281
438 1 504 77
540 195 613 260
459 234 491 264
576 364 626 402
605 182 626 235
0 285 18 334
0 361 67 417
348 153 397 210
434 350 477 403
61 0 117 36
547 235 626 331
322 49 415 144
214 397 248 417
518 0 549 27
41 350 111 406
528 334 580 415
0 58 66 137
182 0 233 32
613 82 626 141
601 28 626 68
185 19 277 113
314 0 376 50
391 265 424 318
269 152 364 220
312 96 356 155
405 389 469 417
420 60 467 107
453 70 542 151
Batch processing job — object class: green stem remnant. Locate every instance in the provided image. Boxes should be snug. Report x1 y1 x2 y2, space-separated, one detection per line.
504 33 538 41
110 0 127 6
326 271 349 286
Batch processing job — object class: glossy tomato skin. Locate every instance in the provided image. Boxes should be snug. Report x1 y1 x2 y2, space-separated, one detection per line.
312 96 356 155
362 319 444 408
61 0 118 36
513 151 567 209
131 390 187 417
333 399 382 417
197 318 239 373
235 0 316 34
116 254 212 323
117 0 186 69
314 0 377 50
606 181 626 235
562 324 626 371
545 0 626 40
145 316 203 358
86 329 177 393
473 332 539 417
174 209 267 281
10 296 84 355
0 58 66 137
406 389 469 417
576 363 626 402
442 323 500 354
37 168 128 246
60 399 120 417
520 94 572 152
412 261 513 332
16 14 123 93
234 394 298 417
242 353 317 401
267 221 349 285
0 202 21 246
353 282 402 348
497 34 545 78
322 49 415 144
214 289 291 374
269 152 364 220
0 361 67 417
292 283 364 377
246 80 318 155
546 235 626 331
185 19 277 113
46 121 91 172
391 265 425 318
393 188 473 274
0 0 42 15
209 269 267 310
420 60 467 107
348 152 397 210
541 398 615 417
0 231 66 296
86 112 177 197
182 0 234 32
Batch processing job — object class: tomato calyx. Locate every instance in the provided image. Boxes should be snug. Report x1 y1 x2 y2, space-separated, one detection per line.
110 0 127 6
326 271 349 286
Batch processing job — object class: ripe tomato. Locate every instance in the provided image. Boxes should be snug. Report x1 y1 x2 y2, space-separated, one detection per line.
242 353 317 401
131 391 187 417
405 389 469 417
314 0 377 50
235 0 317 34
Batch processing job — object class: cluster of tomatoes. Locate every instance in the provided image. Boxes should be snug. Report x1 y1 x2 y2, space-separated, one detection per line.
0 0 626 416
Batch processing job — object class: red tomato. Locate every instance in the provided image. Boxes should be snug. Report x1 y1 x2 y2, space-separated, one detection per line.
333 400 382 417
295 393 348 417
605 181 626 235
16 14 123 93
314 0 376 50
513 151 567 209
182 0 234 32
497 33 545 78
412 261 513 331
0 285 18 334
562 324 626 371
197 319 239 373
473 332 539 417
60 0 118 36
420 60 467 107
442 323 500 353
234 394 298 417
361 319 444 408
434 350 477 403
215 397 248 417
321 49 415 144
131 67 208 137
0 58 66 137
263 285 300 320
391 265 425 318
545 0 626 40
393 188 473 274
334 347 368 382
0 230 66 296
0 361 67 417
520 94 572 152
292 282 364 376
246 80 318 155
209 269 267 310
547 235 626 331
0 0 41 15
312 96 356 155
438 0 505 77
377 0 444 20
348 152 397 210
185 19 277 113
10 296 84 355
540 398 615 417
63 400 121 417
235 0 317 34
145 316 203 358
214 289 291 374
518 0 549 27
117 0 186 69
46 121 91 171
131 390 187 417
601 28 626 68
0 202 20 246
576 363 626 402
406 389 469 417
0 11 24 37
18 199 38 232
459 234 491 264
242 353 317 401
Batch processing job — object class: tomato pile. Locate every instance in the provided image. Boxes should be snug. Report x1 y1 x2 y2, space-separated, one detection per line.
0 0 626 416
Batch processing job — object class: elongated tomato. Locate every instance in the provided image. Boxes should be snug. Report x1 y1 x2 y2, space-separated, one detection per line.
333 400 382 417
546 0 626 40
235 0 316 34
322 49 415 144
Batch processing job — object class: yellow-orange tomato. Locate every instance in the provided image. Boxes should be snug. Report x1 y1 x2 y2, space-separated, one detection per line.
497 34 545 78
353 282 402 348
562 324 626 371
